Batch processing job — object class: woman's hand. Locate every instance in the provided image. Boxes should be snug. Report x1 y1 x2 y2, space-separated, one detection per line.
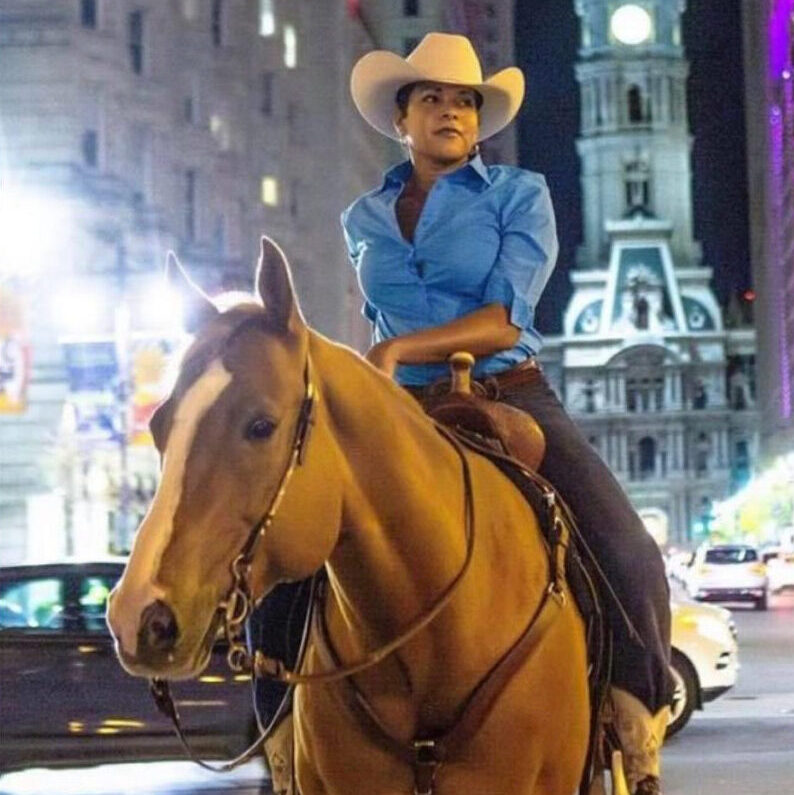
365 339 402 379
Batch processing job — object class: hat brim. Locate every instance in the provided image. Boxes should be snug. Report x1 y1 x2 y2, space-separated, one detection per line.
350 50 525 143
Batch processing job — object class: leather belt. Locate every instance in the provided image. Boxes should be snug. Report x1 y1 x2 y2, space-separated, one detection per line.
405 358 541 401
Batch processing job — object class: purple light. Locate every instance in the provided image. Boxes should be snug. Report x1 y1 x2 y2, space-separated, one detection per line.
768 1 794 420
768 0 793 79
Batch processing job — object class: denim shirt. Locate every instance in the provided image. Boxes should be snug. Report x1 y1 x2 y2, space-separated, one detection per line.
340 155 559 387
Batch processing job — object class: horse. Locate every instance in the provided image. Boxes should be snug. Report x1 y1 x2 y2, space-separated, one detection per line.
106 237 591 795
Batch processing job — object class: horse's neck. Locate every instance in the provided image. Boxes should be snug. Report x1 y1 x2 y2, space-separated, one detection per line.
308 335 545 731
310 335 469 645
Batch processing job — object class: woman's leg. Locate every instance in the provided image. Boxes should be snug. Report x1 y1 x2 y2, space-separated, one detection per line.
499 371 672 793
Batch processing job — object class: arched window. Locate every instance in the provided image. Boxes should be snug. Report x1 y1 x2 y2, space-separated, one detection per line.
639 437 656 478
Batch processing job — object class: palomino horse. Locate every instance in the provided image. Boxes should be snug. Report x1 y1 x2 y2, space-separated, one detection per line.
107 238 590 794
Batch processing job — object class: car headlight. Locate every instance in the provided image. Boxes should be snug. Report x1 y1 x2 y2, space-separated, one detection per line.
680 613 733 645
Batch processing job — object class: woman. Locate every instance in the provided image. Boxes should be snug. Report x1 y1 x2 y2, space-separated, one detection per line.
340 33 672 795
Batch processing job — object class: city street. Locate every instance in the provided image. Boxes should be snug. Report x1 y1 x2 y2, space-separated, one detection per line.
1 592 791 795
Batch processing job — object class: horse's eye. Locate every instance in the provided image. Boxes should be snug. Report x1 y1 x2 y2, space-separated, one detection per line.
245 417 277 441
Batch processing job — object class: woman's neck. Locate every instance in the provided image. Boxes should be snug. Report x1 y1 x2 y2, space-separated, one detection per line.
409 151 471 192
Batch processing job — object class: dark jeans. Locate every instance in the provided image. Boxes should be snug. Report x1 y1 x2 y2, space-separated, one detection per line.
496 369 673 713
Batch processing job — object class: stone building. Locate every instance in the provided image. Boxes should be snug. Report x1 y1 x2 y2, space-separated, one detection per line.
0 0 516 562
539 0 759 545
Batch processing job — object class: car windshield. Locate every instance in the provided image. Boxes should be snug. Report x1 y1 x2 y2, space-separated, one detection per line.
705 547 758 564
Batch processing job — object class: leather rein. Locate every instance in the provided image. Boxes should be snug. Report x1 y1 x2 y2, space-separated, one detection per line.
149 357 569 792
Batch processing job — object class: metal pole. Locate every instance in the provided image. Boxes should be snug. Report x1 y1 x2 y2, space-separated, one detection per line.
114 238 131 552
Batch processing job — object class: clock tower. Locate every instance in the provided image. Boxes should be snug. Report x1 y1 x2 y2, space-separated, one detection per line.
575 0 698 268
539 1 759 545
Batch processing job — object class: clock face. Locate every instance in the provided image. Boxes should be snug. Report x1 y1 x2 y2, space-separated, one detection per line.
610 4 653 45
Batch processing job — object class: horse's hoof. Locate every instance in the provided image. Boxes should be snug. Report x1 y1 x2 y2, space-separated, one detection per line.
634 776 661 795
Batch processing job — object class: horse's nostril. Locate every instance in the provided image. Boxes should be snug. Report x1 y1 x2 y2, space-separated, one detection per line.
139 599 179 654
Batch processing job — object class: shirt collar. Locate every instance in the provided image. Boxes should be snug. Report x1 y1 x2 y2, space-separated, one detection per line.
382 154 492 190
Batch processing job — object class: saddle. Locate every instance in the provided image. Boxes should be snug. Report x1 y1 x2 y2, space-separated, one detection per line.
420 352 546 472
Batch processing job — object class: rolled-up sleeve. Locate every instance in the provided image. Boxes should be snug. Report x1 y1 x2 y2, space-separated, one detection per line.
481 176 559 330
341 206 377 323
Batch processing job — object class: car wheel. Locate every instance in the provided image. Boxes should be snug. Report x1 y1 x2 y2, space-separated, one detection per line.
754 591 768 611
667 649 698 739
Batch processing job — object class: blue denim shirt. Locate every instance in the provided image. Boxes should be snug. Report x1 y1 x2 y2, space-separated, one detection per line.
340 155 559 386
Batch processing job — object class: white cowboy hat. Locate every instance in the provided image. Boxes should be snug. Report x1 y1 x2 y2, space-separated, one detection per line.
350 32 525 143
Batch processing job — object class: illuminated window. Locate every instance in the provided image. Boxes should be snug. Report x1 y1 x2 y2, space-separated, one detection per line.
259 0 275 36
210 114 231 150
284 24 297 68
261 176 279 206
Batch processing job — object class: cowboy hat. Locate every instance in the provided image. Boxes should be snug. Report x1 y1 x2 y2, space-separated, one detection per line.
350 32 525 143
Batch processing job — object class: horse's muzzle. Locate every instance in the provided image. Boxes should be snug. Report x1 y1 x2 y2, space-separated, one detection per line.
138 599 180 656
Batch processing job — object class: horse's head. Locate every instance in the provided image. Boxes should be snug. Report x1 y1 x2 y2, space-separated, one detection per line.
107 238 340 679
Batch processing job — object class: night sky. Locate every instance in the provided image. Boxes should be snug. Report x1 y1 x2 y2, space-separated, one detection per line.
514 0 750 334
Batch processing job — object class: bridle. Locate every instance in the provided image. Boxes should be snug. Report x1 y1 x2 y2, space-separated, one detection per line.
149 353 482 772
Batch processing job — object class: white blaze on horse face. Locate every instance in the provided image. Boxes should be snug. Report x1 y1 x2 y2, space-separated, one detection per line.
110 358 232 658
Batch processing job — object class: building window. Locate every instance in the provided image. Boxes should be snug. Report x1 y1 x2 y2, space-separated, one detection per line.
692 379 708 409
261 176 279 206
81 0 97 29
183 95 195 124
213 213 226 255
210 114 231 150
403 0 419 16
82 130 98 168
627 85 643 123
185 169 197 241
283 24 297 68
639 437 656 479
128 10 144 75
695 432 710 476
211 0 223 47
289 180 299 219
259 0 276 36
261 72 274 115
403 37 421 56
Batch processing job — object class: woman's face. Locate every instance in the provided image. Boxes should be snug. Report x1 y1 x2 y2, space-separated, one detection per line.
394 82 480 167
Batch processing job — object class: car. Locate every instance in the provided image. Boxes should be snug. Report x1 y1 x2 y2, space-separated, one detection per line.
685 544 769 609
668 598 738 737
763 548 794 593
0 560 257 773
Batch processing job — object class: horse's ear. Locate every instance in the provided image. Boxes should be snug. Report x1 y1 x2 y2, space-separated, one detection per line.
165 251 219 333
256 236 305 334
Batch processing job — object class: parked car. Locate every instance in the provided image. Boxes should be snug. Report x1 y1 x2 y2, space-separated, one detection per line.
0 560 257 773
685 544 769 610
763 548 794 593
668 598 738 737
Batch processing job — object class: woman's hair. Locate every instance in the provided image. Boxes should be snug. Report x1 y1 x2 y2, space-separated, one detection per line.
395 82 484 118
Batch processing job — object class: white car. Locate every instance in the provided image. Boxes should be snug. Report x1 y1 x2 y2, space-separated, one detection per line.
668 599 739 737
685 544 769 610
764 548 794 593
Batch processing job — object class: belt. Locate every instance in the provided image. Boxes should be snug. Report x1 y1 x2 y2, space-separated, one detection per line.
404 358 541 401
